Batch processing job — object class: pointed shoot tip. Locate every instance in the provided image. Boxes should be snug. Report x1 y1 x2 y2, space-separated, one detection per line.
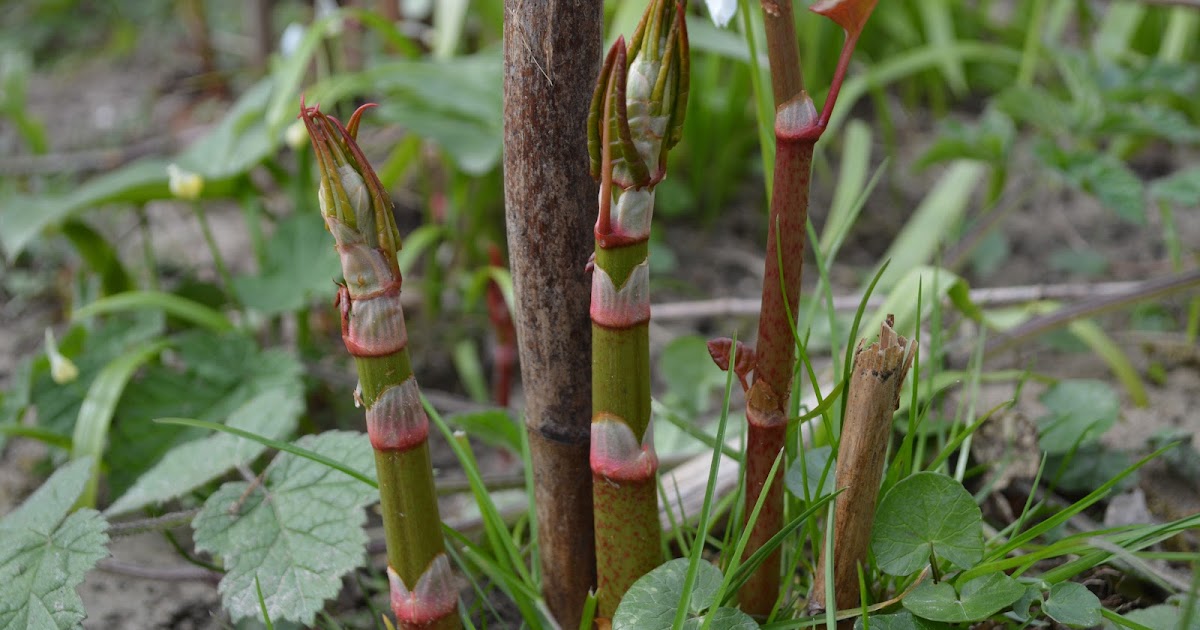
809 0 879 36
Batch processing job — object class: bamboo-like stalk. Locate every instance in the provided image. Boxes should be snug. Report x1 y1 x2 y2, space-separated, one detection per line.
588 0 689 616
809 317 914 625
300 103 459 630
501 1 603 624
709 0 880 616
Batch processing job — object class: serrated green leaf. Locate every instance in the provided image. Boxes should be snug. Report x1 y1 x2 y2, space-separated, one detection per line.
232 215 340 315
995 86 1074 132
785 444 835 501
854 611 951 630
0 458 110 630
612 559 724 629
106 385 303 516
1151 167 1200 206
105 336 302 500
193 431 377 625
1079 156 1145 224
872 472 983 576
1043 582 1101 628
918 109 1014 169
902 572 1024 623
1096 104 1200 143
1037 379 1119 455
1035 145 1146 224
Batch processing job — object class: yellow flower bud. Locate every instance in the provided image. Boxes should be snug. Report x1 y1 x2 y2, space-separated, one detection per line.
45 329 78 385
167 163 204 200
285 119 309 151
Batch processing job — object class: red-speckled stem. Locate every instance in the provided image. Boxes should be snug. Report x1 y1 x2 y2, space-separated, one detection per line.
740 94 817 616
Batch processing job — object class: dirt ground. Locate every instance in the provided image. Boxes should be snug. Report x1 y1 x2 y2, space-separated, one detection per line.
2 28 1198 630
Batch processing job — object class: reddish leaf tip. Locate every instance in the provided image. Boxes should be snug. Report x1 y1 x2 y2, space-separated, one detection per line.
809 0 879 35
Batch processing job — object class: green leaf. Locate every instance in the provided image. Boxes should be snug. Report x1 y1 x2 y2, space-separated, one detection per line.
918 109 1014 169
1010 585 1040 621
612 558 724 629
1151 167 1200 206
785 445 835 500
1043 582 1102 628
448 410 521 454
60 220 134 297
23 313 166 438
70 339 171 507
1111 604 1200 630
995 86 1075 132
232 215 340 314
193 431 377 625
863 265 979 340
106 385 303 516
1046 445 1135 495
854 611 951 630
73 290 235 332
0 80 271 261
870 161 985 292
1049 249 1109 276
902 572 1025 623
306 55 503 175
1097 104 1200 143
0 458 110 630
969 230 1010 278
0 160 171 262
174 79 276 180
1079 156 1145 224
104 336 302 498
681 607 758 629
1033 144 1146 224
872 472 983 576
659 335 729 415
1036 379 1119 455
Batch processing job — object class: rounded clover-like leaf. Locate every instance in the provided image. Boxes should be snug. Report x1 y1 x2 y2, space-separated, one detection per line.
1043 582 1101 628
871 472 983 576
902 572 1025 623
612 558 726 629
854 611 951 630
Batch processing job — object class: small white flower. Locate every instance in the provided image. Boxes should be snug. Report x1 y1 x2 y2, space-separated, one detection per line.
280 23 306 57
44 329 78 385
316 0 343 36
166 164 204 200
284 119 308 150
706 0 737 28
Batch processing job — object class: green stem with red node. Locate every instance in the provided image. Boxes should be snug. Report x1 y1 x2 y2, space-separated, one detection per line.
587 0 689 617
300 102 460 630
707 0 879 617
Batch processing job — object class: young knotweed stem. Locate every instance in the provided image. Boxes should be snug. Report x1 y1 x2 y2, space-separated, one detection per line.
587 0 689 617
717 0 877 615
300 101 460 630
